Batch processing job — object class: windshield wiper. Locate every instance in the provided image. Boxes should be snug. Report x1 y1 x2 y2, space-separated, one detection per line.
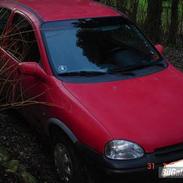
58 71 107 77
126 61 165 71
108 68 135 76
110 60 165 74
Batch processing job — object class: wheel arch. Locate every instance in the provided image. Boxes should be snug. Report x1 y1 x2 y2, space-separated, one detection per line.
47 118 78 144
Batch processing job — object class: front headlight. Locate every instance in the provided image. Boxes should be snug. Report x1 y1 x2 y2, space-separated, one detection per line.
105 140 144 160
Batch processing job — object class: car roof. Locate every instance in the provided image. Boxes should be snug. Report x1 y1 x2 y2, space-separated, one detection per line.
2 0 121 22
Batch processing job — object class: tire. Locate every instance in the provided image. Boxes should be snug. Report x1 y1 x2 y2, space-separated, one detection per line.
52 133 93 183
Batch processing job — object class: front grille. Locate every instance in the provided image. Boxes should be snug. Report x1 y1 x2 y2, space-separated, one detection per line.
154 143 183 157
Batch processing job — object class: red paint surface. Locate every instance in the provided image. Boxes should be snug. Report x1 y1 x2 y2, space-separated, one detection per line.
3 0 120 21
64 65 183 153
1 0 183 155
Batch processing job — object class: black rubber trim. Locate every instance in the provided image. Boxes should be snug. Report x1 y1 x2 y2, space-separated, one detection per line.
47 118 78 143
76 143 183 175
59 63 167 83
14 0 43 22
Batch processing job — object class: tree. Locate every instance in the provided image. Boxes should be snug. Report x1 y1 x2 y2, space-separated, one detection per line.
168 0 180 44
129 0 139 22
116 0 127 12
145 0 163 43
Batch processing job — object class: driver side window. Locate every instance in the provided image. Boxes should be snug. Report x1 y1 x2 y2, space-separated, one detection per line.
4 13 41 63
0 8 11 45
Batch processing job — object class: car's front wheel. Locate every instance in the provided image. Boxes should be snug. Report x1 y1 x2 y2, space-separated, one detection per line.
54 142 74 183
53 134 94 183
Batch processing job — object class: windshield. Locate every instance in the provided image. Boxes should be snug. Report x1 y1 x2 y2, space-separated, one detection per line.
42 17 162 76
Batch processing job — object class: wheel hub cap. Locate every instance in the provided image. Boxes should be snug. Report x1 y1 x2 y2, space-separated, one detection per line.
54 143 73 183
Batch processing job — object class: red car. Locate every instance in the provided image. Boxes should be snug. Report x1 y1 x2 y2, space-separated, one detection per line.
1 0 183 182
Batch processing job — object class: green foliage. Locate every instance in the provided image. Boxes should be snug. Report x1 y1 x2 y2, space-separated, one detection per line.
21 171 37 183
0 146 37 183
0 146 10 162
5 160 19 173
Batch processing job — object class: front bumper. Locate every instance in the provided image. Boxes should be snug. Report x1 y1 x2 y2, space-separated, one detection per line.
77 143 183 175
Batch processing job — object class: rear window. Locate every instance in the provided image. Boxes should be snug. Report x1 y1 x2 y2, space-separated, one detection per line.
0 8 11 36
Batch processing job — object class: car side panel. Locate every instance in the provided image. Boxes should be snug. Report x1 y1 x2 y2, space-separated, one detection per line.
37 77 112 154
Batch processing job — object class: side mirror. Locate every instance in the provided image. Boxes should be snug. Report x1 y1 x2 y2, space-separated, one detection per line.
155 44 164 56
18 62 48 82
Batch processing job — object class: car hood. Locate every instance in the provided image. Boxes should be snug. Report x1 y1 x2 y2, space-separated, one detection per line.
63 65 183 152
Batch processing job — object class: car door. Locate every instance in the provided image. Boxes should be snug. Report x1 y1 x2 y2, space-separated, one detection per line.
1 11 48 130
0 7 11 36
0 7 15 102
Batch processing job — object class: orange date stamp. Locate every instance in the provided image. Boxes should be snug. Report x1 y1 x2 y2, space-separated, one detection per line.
147 163 168 170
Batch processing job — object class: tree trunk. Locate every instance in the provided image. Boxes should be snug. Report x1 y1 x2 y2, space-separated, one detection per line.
130 0 139 22
116 0 129 14
168 0 180 44
145 0 163 43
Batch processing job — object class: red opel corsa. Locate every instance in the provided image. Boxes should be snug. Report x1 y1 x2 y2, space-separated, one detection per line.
1 0 183 182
